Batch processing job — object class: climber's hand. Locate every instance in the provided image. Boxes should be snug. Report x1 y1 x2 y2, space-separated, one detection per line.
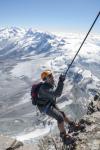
59 74 66 82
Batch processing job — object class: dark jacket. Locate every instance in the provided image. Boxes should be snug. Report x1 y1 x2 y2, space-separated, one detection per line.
37 80 64 108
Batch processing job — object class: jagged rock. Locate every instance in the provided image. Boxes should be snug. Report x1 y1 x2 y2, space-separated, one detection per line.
76 112 100 150
0 135 39 150
38 112 100 150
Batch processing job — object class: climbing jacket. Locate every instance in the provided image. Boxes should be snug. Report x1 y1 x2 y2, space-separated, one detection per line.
37 79 64 108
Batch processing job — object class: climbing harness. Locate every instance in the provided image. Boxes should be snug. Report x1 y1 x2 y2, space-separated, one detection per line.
42 102 52 113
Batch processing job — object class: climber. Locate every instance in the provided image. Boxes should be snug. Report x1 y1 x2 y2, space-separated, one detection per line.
36 70 85 145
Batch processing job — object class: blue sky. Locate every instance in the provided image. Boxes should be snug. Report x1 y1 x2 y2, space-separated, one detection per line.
0 0 100 34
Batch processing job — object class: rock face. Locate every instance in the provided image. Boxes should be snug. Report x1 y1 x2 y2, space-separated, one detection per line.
38 111 100 150
76 112 100 150
0 112 100 150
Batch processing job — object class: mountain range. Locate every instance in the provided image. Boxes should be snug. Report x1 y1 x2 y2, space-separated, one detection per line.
0 27 100 142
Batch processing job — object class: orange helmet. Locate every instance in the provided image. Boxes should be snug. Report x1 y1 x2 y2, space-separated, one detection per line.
41 70 52 81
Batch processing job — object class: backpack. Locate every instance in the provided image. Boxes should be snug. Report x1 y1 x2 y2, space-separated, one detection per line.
31 82 43 105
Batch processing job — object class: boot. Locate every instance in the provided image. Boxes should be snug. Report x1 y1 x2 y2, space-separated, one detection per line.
60 132 76 145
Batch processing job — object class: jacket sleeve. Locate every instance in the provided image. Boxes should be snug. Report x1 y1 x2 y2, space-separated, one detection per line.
38 81 64 103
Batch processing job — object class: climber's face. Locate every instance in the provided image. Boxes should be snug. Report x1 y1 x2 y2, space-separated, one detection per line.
46 74 55 86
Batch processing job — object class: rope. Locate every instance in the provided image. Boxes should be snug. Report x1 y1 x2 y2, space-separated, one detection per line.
65 11 100 76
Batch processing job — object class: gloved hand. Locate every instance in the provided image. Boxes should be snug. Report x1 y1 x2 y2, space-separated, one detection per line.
59 74 66 82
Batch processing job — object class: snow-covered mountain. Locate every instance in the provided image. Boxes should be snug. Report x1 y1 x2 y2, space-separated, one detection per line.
0 27 100 142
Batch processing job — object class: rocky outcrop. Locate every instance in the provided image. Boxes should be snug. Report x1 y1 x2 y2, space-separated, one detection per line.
37 111 100 150
76 111 100 150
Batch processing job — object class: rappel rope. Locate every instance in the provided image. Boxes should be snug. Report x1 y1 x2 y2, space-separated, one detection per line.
64 11 100 76
64 11 100 121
